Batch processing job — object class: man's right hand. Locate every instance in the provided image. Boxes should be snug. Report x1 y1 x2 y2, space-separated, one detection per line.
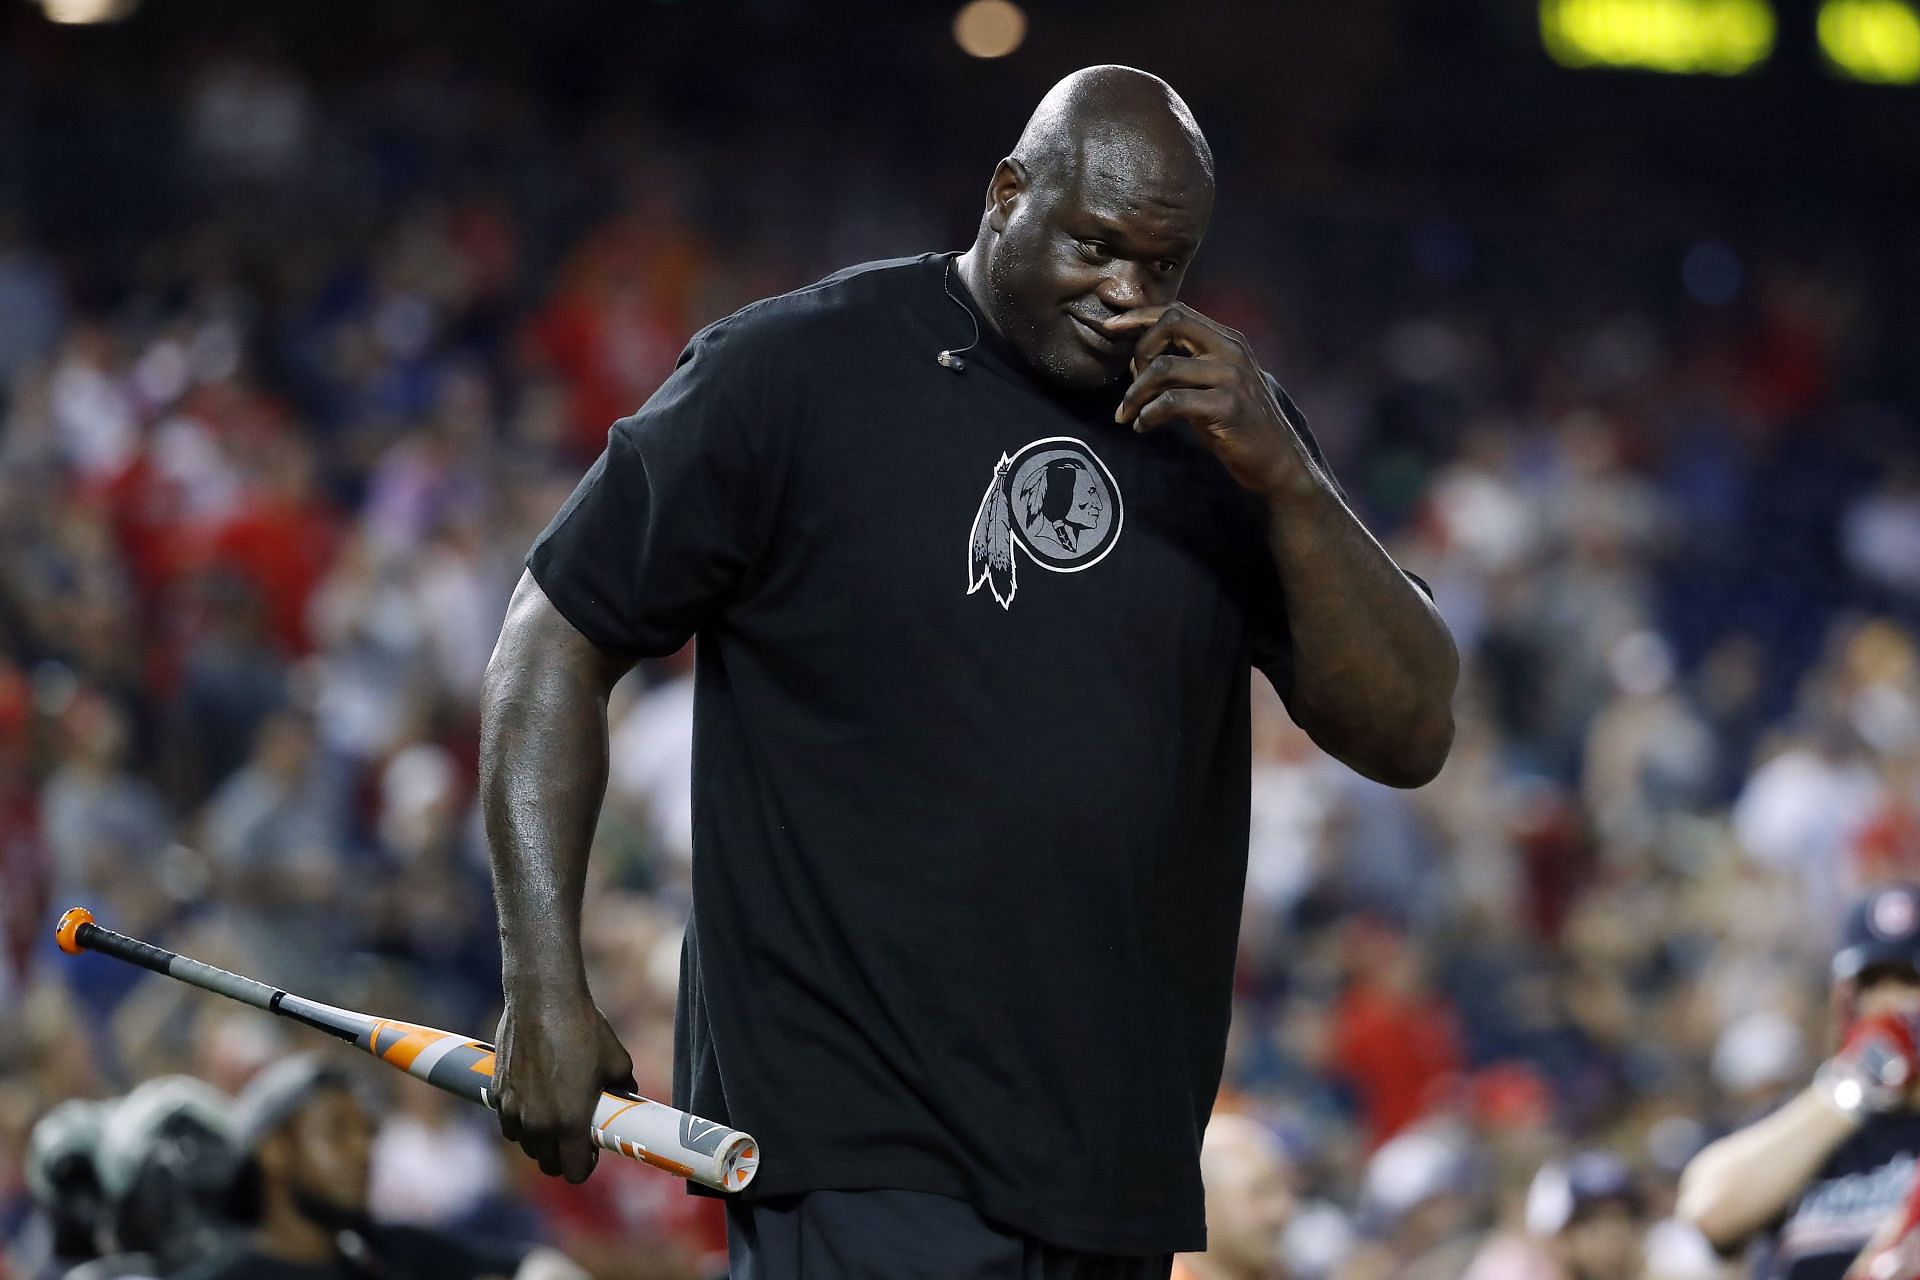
493 983 637 1183
1821 1012 1920 1116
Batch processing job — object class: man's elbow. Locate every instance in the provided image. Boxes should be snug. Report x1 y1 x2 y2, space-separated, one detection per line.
1368 709 1455 789
1674 1180 1747 1257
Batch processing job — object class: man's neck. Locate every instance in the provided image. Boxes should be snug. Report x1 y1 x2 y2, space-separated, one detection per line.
953 246 1005 341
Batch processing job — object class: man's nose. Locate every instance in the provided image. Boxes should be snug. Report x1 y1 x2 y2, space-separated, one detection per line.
1096 264 1150 313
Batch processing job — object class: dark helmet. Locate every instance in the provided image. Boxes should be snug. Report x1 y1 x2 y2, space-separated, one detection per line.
24 1098 109 1260
1833 883 1920 985
94 1076 241 1271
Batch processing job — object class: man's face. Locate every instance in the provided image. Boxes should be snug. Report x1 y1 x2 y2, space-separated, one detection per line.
283 1088 374 1215
982 140 1210 391
1065 470 1102 531
1206 1143 1296 1274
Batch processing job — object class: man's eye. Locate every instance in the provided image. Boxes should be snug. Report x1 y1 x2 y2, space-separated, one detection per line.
1078 240 1110 262
1156 259 1182 275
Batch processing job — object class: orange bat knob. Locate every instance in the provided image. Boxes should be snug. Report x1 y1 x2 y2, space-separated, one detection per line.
55 907 94 955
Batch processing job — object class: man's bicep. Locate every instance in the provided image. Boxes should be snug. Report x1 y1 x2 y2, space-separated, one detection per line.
494 569 638 696
1251 371 1438 695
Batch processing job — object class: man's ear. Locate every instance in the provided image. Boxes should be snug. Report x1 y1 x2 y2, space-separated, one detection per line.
984 158 1026 234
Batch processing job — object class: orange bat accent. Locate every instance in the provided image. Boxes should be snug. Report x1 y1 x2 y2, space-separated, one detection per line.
470 1052 496 1076
623 1144 696 1179
55 907 93 955
368 1020 447 1069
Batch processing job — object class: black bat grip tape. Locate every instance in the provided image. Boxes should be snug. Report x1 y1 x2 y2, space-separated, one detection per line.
76 923 178 976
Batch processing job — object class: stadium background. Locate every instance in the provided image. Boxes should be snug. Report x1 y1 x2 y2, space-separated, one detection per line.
2 0 1918 1275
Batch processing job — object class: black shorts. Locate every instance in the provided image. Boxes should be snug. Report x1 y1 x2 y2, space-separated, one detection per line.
725 1189 1176 1280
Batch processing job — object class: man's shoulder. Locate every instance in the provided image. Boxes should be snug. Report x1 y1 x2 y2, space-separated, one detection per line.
694 253 937 354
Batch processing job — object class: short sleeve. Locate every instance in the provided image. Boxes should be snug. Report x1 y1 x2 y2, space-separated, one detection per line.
526 316 786 658
1250 375 1435 699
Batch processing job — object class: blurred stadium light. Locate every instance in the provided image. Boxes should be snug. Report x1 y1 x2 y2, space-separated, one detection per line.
1819 0 1920 82
35 0 137 23
952 0 1027 59
1540 0 1776 73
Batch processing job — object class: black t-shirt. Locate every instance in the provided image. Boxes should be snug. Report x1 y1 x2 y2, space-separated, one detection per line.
170 1225 524 1280
527 250 1430 1255
1760 1111 1920 1279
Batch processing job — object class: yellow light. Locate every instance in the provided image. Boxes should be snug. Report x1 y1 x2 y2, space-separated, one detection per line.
953 0 1027 59
1819 0 1920 83
1540 0 1775 74
39 0 137 22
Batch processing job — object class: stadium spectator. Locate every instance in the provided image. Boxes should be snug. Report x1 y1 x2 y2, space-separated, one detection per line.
16 1099 106 1280
82 1076 237 1279
1679 882 1920 1278
1462 1150 1650 1280
177 1054 574 1280
1174 1114 1299 1280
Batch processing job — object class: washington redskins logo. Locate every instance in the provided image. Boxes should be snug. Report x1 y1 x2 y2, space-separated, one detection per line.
967 436 1124 609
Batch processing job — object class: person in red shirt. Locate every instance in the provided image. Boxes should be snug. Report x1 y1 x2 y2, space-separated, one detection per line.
1327 918 1464 1147
205 435 339 656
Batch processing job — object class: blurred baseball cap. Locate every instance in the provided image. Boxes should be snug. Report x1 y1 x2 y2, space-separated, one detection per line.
1525 1151 1640 1236
1833 883 1920 984
24 1097 107 1209
94 1077 233 1204
231 1054 364 1154
1362 1128 1476 1226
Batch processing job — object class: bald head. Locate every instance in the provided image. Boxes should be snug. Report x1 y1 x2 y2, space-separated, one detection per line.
956 66 1216 391
1009 65 1214 205
1190 1114 1295 1280
1201 1112 1279 1166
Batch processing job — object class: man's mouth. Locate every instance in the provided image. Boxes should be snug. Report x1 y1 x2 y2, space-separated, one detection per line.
1069 313 1123 356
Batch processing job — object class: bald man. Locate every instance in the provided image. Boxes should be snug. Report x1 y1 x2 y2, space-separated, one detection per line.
484 65 1457 1279
1175 1116 1299 1280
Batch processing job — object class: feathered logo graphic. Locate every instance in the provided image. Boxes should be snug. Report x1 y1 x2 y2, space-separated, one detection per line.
967 436 1123 609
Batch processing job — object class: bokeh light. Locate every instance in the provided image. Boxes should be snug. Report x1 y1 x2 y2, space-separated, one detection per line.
1540 0 1776 74
953 0 1027 59
38 0 139 23
1819 0 1920 83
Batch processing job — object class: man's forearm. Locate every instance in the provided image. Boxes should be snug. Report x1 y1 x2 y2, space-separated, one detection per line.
481 575 630 994
1262 462 1458 788
1678 1086 1860 1251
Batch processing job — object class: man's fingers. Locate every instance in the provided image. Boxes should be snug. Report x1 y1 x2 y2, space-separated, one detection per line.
514 1098 605 1180
1100 304 1170 335
526 1114 581 1179
1116 355 1232 425
1131 306 1224 366
1132 388 1230 435
521 1120 562 1177
558 1131 599 1184
492 1009 631 1181
1126 303 1247 373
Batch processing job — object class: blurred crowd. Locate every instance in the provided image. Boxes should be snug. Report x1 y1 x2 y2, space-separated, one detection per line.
0 33 1918 1280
